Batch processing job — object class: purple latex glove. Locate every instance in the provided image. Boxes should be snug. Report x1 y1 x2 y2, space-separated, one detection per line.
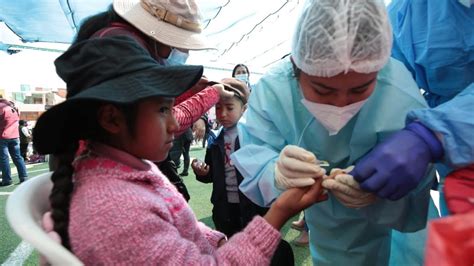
351 122 444 200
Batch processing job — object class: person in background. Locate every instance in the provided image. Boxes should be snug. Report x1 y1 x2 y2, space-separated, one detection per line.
34 36 326 264
290 213 309 246
192 78 297 265
181 128 193 176
200 113 212 148
0 99 28 186
231 0 438 264
169 134 183 168
192 78 252 236
191 113 208 148
351 0 474 216
19 120 32 161
232 64 251 89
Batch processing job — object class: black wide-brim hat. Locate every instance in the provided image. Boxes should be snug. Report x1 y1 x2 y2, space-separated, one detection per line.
34 35 203 154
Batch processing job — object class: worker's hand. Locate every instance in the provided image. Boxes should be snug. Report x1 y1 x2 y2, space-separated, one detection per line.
351 122 443 200
192 159 209 176
193 119 206 142
322 168 376 208
275 145 326 189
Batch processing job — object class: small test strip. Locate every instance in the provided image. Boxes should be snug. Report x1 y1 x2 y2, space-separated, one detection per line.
318 160 330 167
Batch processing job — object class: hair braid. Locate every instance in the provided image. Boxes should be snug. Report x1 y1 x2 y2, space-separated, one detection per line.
49 142 78 250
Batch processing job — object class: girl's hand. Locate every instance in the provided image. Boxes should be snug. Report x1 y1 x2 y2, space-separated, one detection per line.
264 178 326 230
192 159 210 176
39 212 62 266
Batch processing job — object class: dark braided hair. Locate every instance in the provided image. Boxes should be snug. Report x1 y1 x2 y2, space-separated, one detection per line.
49 143 78 250
48 101 139 250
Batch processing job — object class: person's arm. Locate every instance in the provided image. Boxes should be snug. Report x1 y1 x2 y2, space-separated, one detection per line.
21 127 31 138
351 84 474 202
195 221 227 247
76 184 280 265
0 105 6 133
175 77 211 106
172 86 219 136
407 83 474 167
194 147 213 183
193 114 208 141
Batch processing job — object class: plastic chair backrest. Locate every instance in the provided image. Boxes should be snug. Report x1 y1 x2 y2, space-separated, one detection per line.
6 172 83 266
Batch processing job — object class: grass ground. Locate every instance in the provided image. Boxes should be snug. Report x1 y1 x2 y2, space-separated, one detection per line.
1 161 49 265
0 146 312 265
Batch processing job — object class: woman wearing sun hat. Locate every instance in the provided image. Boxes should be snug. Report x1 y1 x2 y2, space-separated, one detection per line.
51 0 232 200
74 0 227 136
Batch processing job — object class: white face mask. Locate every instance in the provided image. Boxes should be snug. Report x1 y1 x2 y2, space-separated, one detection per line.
235 74 249 84
301 98 367 136
458 0 474 8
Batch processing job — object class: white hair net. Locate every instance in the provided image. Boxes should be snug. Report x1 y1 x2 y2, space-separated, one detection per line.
291 0 392 77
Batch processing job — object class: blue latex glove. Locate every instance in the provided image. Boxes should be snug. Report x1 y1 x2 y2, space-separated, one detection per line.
351 122 444 200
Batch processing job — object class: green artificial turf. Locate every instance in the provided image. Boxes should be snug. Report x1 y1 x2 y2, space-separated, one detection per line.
1 162 50 264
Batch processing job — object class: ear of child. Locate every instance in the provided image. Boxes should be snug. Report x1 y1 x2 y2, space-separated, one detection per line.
97 104 126 134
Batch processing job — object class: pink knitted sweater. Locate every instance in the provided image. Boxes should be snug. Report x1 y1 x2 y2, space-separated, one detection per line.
69 143 281 265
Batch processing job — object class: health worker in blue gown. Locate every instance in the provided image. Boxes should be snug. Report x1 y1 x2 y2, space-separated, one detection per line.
231 0 438 265
352 0 474 216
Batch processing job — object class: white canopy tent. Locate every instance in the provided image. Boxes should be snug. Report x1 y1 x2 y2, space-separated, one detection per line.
0 0 392 89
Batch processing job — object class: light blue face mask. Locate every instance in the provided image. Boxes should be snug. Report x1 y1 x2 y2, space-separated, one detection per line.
235 74 249 84
157 47 189 66
458 0 474 7
166 48 189 66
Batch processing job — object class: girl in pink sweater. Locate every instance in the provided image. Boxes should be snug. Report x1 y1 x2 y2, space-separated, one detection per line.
34 36 325 265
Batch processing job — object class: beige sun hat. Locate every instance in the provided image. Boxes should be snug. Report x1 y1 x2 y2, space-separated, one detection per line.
113 0 214 50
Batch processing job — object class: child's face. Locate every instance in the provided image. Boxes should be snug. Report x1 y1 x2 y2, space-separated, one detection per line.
215 97 246 129
121 97 178 162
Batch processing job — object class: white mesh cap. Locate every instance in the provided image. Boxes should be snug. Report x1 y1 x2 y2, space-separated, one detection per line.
291 0 392 77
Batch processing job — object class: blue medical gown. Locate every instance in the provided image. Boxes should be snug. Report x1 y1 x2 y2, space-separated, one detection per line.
231 57 438 265
389 0 474 107
389 0 474 168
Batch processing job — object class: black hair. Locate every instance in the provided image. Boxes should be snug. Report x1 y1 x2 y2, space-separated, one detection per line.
73 5 127 45
290 58 301 78
232 64 250 78
49 101 139 250
19 120 27 126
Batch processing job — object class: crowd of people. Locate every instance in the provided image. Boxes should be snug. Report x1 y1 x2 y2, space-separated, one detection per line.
3 0 472 264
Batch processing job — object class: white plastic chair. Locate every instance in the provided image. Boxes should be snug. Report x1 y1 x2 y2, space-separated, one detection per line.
6 172 83 266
